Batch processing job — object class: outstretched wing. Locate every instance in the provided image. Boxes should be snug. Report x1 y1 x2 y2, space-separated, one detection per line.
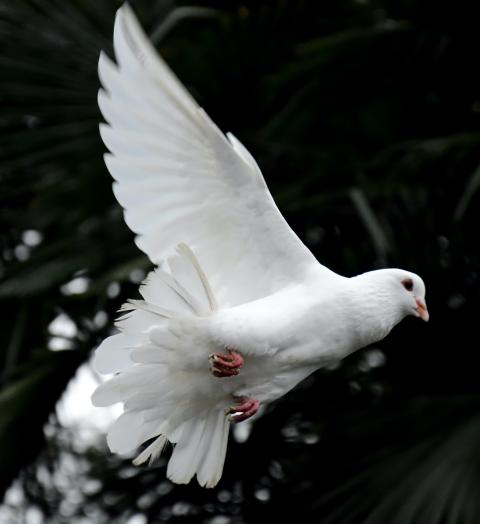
98 4 331 307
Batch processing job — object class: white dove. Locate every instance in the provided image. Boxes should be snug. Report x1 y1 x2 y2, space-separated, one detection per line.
91 4 429 488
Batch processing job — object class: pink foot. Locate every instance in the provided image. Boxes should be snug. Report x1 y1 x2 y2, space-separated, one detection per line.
209 348 244 378
227 396 260 423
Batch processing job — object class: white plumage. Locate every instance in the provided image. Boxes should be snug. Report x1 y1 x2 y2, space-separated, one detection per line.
92 4 429 488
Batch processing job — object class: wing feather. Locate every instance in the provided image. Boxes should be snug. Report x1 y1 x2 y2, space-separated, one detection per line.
99 5 332 307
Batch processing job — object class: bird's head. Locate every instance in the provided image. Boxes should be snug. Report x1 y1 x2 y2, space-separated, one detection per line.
398 271 429 322
362 268 429 323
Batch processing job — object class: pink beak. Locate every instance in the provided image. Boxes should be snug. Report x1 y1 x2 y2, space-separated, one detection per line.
416 298 429 322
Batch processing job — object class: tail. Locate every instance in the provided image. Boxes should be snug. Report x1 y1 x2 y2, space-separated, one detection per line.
91 243 231 488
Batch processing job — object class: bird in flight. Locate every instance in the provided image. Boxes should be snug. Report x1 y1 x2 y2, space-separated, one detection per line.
92 4 429 488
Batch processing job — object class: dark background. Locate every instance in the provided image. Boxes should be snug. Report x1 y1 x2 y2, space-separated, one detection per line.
1 0 480 522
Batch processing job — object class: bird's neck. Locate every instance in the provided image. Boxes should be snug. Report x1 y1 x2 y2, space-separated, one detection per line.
347 273 404 347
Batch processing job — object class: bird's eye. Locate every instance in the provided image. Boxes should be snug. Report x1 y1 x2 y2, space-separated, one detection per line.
402 278 414 292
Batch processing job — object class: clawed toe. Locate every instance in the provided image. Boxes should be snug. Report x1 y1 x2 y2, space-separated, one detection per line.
228 396 260 423
209 348 244 378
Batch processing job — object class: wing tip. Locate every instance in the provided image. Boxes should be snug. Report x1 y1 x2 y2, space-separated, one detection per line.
103 152 116 174
113 3 129 58
98 121 110 134
98 49 114 70
99 123 114 154
97 88 112 125
115 2 127 25
120 2 136 22
98 50 118 91
114 2 146 69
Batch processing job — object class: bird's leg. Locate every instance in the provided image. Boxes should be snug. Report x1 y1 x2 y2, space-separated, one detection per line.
209 347 244 377
227 395 260 423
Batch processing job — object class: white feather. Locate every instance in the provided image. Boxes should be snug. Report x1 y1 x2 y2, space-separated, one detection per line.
132 435 168 466
93 333 140 373
93 240 233 485
196 409 230 488
167 417 208 484
107 411 144 453
98 4 328 309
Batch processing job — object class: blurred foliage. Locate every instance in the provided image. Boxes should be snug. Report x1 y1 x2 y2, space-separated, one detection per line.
1 0 480 522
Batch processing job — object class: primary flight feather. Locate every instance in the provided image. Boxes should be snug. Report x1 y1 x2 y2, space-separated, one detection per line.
92 4 429 488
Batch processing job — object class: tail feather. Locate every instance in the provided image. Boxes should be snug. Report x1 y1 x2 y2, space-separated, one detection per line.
139 270 200 315
115 307 167 334
167 417 208 484
106 411 145 453
92 243 231 487
94 333 142 374
92 365 170 407
174 243 218 311
165 408 230 487
196 409 230 488
122 298 177 318
130 344 175 365
150 269 206 315
132 435 168 466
